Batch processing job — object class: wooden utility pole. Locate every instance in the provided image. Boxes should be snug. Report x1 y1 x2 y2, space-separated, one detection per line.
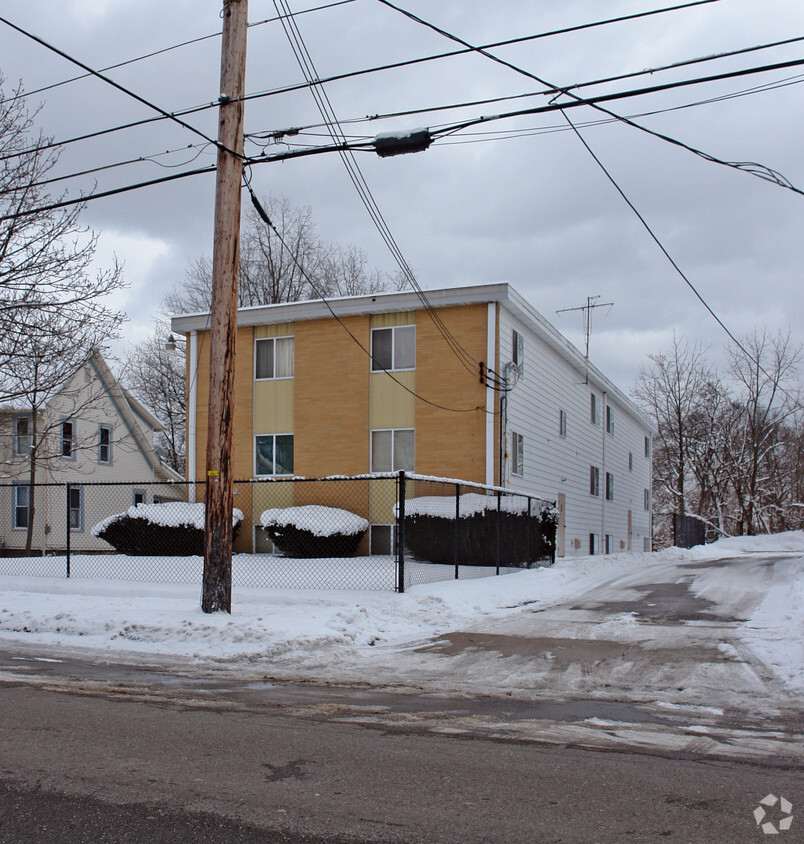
202 0 248 614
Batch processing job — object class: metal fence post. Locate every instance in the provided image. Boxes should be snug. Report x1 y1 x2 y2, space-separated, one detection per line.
526 497 532 569
396 470 406 593
454 483 460 580
495 491 501 576
65 482 71 578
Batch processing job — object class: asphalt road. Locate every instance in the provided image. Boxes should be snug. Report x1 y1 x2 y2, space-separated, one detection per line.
0 550 801 841
0 662 802 843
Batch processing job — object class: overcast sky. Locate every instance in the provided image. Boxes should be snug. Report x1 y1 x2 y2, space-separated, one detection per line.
2 0 803 391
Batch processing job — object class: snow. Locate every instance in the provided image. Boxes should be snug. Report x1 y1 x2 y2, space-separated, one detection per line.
0 532 801 702
401 492 538 518
92 502 244 536
260 504 368 537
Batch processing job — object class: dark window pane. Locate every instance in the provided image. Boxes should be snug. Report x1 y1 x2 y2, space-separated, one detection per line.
274 435 294 475
255 338 274 379
371 329 392 371
255 435 275 475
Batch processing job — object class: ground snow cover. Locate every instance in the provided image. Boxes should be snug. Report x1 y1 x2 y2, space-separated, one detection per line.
0 532 801 696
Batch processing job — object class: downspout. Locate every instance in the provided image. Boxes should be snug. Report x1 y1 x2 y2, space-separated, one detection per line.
602 390 607 550
188 330 198 503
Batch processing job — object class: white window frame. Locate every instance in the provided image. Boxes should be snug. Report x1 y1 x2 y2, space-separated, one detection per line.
559 409 567 439
68 485 84 532
13 484 29 530
371 325 416 372
254 433 295 477
590 465 600 497
254 336 294 381
605 472 614 501
133 489 146 506
606 406 614 436
644 488 651 511
98 424 112 464
370 524 397 556
370 428 415 473
644 435 651 458
628 451 633 472
511 431 524 476
13 416 32 457
590 394 599 426
61 419 76 459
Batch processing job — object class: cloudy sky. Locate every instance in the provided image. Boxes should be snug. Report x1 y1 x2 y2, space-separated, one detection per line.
2 0 803 391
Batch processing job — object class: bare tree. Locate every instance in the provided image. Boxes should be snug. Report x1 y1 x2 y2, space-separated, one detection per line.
724 330 801 535
632 334 714 532
163 193 405 315
0 76 126 388
122 325 186 476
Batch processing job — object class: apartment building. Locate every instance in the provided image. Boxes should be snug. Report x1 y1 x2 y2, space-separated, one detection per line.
172 283 653 556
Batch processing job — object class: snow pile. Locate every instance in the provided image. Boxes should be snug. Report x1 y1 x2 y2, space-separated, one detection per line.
260 505 368 537
93 502 244 536
400 493 540 518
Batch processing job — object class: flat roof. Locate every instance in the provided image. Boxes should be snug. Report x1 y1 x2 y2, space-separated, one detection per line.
171 283 654 430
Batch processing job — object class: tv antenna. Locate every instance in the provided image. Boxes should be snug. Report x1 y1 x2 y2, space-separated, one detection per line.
556 295 613 383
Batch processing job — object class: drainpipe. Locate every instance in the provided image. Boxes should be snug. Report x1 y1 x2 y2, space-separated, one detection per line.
601 390 607 551
188 330 198 502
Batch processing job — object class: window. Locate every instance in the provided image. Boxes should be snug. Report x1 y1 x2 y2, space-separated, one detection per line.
644 488 651 511
590 465 600 497
98 425 112 464
13 417 31 456
61 420 75 458
512 329 524 372
606 472 614 501
559 409 567 438
589 533 598 555
371 325 415 372
133 489 146 507
255 434 294 476
644 435 651 458
605 534 613 555
590 394 599 426
370 524 396 555
606 406 614 435
628 452 633 472
371 429 414 472
68 486 83 531
511 432 524 476
13 485 29 529
255 336 294 380
152 496 163 504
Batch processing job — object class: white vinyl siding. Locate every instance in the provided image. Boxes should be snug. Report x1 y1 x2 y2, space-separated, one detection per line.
498 307 652 558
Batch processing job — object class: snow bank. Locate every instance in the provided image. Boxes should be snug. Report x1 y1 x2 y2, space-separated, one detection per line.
400 492 545 519
92 502 244 536
260 505 368 537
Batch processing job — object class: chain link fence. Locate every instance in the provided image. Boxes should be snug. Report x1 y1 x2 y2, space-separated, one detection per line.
0 474 556 592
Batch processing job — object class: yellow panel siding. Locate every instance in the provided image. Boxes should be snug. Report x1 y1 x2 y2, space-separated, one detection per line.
233 326 255 481
371 311 416 328
254 322 294 338
294 315 371 477
370 371 415 429
415 304 488 483
254 379 294 433
192 330 210 483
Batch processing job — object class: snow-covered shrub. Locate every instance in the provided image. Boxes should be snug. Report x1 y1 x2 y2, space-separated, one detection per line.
93 503 244 556
260 505 369 558
400 493 556 566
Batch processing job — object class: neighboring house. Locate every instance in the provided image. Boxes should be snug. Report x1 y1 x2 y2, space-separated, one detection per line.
172 283 654 557
0 351 183 555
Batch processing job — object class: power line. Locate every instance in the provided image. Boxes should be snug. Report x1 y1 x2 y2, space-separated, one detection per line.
244 178 490 414
0 0 358 107
0 14 232 156
271 0 497 388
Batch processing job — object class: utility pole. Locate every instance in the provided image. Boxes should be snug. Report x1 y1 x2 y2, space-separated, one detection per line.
556 295 613 384
202 0 248 614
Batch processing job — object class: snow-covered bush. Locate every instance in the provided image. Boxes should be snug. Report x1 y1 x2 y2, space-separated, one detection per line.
400 493 556 567
260 505 369 558
93 503 244 556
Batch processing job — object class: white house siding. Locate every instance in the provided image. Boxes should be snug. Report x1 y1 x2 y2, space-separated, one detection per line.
497 305 652 556
1 360 182 554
